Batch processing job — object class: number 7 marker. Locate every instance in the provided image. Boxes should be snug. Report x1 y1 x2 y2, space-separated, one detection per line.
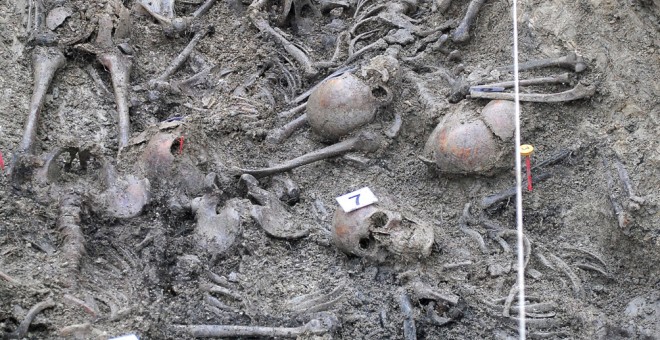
336 187 378 213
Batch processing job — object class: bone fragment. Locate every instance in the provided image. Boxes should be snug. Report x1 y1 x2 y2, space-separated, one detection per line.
469 83 596 102
58 194 85 285
472 73 571 90
191 196 242 254
249 1 316 77
8 298 56 339
240 131 381 178
399 293 417 340
19 47 66 153
412 281 460 306
385 113 402 138
278 102 307 118
480 172 552 209
152 26 211 85
241 174 310 239
176 315 338 338
286 283 346 314
266 113 308 144
497 52 587 73
451 0 487 42
435 0 452 13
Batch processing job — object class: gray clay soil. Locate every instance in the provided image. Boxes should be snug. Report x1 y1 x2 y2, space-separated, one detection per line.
1 0 659 339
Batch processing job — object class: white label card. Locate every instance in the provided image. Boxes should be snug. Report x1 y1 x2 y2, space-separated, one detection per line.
336 187 378 213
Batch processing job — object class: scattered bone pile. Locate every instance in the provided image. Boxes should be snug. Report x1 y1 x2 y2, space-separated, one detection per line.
4 0 657 339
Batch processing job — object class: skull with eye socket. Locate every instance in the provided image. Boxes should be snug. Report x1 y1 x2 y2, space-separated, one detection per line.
331 204 434 262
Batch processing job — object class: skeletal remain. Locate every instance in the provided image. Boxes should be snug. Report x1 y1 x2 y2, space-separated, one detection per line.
139 0 217 35
471 73 571 91
7 298 56 339
286 282 346 314
424 100 514 175
278 102 306 119
191 196 242 254
75 4 133 148
399 293 417 340
411 280 460 306
271 174 300 204
241 174 310 239
19 47 66 155
249 0 317 77
307 73 381 140
480 172 552 209
291 66 357 104
548 253 583 297
150 26 212 87
58 193 85 286
176 314 339 338
435 0 452 13
614 155 646 206
240 131 381 178
497 52 587 73
451 0 487 42
469 83 596 102
603 157 630 229
266 113 308 144
351 0 437 38
331 202 434 261
276 0 321 27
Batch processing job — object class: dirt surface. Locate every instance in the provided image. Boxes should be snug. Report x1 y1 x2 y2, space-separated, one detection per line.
1 0 659 339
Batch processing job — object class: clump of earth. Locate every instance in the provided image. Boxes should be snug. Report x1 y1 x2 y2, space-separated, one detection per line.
0 0 659 339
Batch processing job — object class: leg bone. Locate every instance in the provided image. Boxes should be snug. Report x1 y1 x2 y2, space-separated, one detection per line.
239 131 381 178
469 83 596 102
451 0 487 43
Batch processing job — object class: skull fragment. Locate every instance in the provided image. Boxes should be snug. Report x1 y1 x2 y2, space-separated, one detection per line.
331 204 434 261
424 99 515 174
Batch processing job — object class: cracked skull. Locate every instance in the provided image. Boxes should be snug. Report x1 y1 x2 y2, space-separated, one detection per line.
331 204 434 261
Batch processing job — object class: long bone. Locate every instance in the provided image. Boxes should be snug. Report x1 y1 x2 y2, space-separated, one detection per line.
470 73 571 91
266 113 308 144
19 47 66 154
138 0 217 35
249 0 317 77
497 52 587 73
469 83 596 102
451 0 487 42
175 314 339 338
239 131 381 178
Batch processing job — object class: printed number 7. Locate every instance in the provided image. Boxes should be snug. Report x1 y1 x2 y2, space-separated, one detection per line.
349 194 360 206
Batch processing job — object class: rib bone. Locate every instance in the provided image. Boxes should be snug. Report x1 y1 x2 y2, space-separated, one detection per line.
469 83 595 102
497 52 587 73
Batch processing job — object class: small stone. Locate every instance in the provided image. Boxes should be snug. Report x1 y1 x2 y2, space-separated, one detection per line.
526 268 542 279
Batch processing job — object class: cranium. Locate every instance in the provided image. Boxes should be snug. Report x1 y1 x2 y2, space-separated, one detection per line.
331 204 434 261
423 99 515 175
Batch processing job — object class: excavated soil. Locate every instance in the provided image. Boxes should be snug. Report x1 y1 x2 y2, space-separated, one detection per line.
1 0 659 339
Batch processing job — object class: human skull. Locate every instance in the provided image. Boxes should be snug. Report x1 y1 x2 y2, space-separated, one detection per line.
424 99 515 175
331 204 434 261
